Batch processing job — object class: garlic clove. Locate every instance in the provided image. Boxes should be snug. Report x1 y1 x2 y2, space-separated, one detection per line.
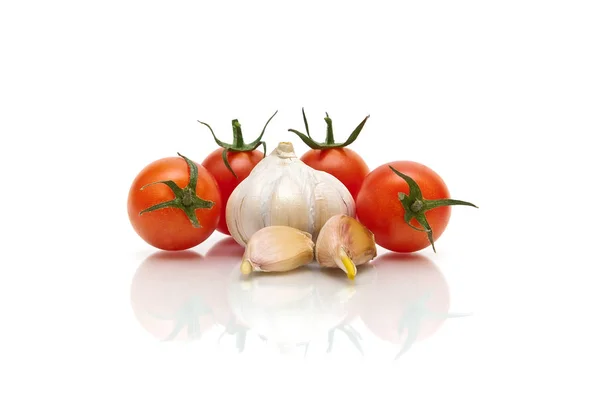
240 225 315 275
315 214 377 280
268 175 312 234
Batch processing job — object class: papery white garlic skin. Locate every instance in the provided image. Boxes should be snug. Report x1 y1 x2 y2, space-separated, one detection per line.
226 142 355 246
241 225 315 274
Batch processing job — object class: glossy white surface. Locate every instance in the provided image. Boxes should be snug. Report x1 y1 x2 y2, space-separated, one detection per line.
130 238 464 357
1 1 599 399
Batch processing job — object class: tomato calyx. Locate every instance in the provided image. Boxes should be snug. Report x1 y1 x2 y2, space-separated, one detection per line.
389 166 478 252
218 317 249 353
288 107 369 149
198 110 278 178
139 153 215 228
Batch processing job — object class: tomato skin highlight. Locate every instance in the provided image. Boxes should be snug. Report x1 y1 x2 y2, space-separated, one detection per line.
300 148 369 200
127 157 221 251
356 161 452 253
201 149 263 236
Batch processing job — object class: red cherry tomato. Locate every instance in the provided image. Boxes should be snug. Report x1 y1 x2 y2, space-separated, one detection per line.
356 161 476 253
288 109 370 199
300 148 369 200
198 112 277 236
202 149 263 235
127 153 221 251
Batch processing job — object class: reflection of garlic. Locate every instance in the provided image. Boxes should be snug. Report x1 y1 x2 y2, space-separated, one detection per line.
226 142 355 246
315 214 377 280
227 262 371 350
240 226 315 275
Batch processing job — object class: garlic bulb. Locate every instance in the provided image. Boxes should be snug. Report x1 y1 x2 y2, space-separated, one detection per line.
226 142 355 246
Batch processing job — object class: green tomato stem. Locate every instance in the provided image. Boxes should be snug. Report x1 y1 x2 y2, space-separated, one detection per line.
389 166 478 253
139 153 215 228
324 113 335 145
231 120 244 148
197 110 278 178
288 107 369 149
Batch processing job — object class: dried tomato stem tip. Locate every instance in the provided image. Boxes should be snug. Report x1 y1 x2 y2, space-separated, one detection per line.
139 153 215 228
389 165 478 253
197 110 278 178
288 107 369 149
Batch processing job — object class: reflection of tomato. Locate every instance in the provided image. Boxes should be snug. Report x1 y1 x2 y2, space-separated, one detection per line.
360 253 452 357
127 154 221 251
204 237 249 352
130 251 227 341
205 237 245 261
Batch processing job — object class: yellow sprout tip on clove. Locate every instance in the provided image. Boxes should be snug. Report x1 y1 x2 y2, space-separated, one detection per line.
341 254 357 280
240 259 253 275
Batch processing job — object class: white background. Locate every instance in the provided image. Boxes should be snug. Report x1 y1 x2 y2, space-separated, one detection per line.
1 0 599 398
